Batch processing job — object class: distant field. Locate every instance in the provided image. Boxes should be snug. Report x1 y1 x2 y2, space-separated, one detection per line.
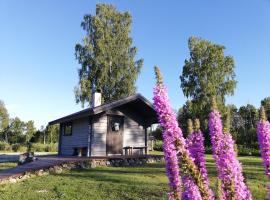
0 155 267 200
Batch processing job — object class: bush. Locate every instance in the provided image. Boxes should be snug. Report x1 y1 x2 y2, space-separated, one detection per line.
12 143 27 152
0 142 57 153
153 140 163 151
31 143 46 152
205 145 260 156
0 141 11 151
31 143 58 152
236 145 260 156
48 143 58 152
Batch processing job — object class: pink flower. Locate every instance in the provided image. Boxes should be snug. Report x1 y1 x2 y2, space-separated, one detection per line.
185 129 214 199
182 176 202 200
153 67 211 200
209 107 251 200
257 107 270 199
153 68 182 199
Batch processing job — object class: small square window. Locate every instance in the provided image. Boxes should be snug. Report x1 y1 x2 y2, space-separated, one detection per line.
112 122 120 132
63 123 72 136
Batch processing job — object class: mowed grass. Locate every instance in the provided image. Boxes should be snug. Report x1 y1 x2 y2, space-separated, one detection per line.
0 155 268 200
0 162 17 171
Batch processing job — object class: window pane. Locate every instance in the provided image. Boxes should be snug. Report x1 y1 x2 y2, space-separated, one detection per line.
64 124 72 136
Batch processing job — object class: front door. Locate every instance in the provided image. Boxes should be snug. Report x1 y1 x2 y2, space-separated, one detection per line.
106 115 124 155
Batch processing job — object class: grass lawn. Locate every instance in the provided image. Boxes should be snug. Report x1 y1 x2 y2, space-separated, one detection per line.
0 162 17 171
0 155 267 200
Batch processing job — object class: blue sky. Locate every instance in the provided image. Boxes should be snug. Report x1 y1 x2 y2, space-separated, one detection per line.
0 0 270 129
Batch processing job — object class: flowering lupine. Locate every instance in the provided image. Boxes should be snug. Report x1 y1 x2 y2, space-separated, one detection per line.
218 132 252 200
153 67 182 199
182 119 203 200
153 67 210 200
257 106 270 199
209 98 251 200
182 176 202 200
184 119 213 199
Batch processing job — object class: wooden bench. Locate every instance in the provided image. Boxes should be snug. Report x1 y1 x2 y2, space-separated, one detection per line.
123 146 133 155
133 146 147 155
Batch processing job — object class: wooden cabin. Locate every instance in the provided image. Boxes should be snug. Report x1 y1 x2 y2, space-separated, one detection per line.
49 93 158 157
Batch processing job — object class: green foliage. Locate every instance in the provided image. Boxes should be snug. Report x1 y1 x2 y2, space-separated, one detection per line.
0 100 9 142
25 121 36 143
75 4 143 106
150 126 163 140
8 117 26 144
179 37 236 136
45 124 59 144
0 141 11 151
236 145 260 156
31 143 58 152
153 140 163 151
11 143 27 152
261 97 270 121
205 145 260 156
180 37 237 105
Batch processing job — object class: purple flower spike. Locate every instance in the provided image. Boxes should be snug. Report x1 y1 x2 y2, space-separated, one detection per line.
185 120 214 199
209 98 251 200
153 67 211 200
182 176 202 200
153 67 182 199
257 106 270 199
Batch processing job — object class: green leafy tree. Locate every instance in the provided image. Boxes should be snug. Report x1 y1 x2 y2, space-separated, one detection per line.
180 37 237 119
25 121 36 143
177 100 196 136
238 104 259 147
8 117 26 144
179 37 237 138
45 124 59 144
75 4 143 106
227 104 244 143
0 100 9 142
261 97 270 121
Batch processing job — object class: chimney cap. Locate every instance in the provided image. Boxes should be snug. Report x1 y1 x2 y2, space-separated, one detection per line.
96 88 102 93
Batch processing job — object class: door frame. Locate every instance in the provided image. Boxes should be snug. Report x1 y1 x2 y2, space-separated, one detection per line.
106 115 124 155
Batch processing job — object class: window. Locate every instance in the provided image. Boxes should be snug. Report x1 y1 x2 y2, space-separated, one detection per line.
112 122 120 132
63 123 72 136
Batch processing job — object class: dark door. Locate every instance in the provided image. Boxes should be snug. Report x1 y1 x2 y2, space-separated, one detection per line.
106 115 124 155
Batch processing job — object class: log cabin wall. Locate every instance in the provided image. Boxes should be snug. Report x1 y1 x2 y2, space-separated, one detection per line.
60 117 89 156
91 113 107 156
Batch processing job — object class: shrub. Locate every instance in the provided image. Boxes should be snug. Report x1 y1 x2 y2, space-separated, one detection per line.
0 141 11 151
237 145 260 156
31 143 46 152
12 144 27 152
31 143 58 152
153 140 163 151
48 143 58 152
205 145 260 156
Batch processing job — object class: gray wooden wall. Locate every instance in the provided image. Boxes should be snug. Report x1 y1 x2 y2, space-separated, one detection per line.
123 117 145 151
60 117 89 156
91 114 107 156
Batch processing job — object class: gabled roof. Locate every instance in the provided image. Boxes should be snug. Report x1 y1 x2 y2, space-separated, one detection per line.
49 93 157 125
